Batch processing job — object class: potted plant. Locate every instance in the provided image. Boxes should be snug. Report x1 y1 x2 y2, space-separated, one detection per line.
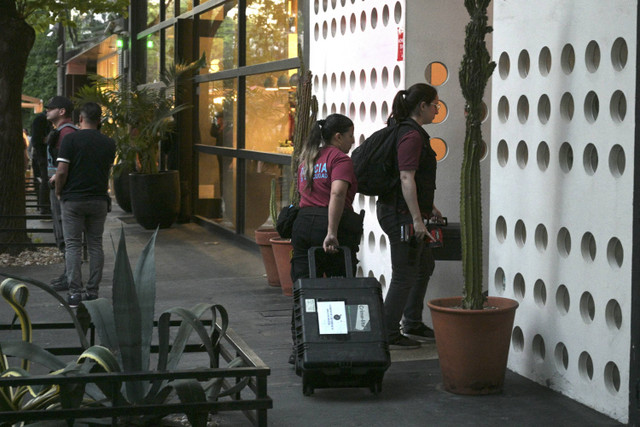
426 0 519 395
76 56 205 228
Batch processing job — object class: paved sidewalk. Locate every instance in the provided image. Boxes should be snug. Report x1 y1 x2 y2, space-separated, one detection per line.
0 206 622 426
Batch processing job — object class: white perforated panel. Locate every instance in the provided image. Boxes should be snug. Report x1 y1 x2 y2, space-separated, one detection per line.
491 1 636 422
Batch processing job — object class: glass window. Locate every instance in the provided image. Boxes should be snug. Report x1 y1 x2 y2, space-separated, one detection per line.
164 26 175 68
198 79 237 148
179 0 194 15
245 161 292 237
147 0 160 28
145 32 161 83
198 1 239 74
97 54 119 79
246 0 299 66
245 70 297 153
197 153 237 230
165 0 176 20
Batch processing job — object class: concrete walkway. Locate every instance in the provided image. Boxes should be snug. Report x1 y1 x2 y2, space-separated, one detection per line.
1 206 622 426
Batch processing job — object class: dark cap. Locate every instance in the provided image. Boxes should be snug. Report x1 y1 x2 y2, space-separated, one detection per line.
45 96 74 113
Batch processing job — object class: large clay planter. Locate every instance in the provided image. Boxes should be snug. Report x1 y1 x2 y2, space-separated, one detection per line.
270 237 294 296
254 229 281 287
427 296 519 395
129 170 180 229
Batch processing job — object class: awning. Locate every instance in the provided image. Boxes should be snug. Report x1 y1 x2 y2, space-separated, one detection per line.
22 94 42 113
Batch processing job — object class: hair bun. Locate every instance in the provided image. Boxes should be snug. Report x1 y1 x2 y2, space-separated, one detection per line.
318 119 326 128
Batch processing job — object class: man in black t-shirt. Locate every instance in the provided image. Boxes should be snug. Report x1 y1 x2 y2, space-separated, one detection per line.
30 112 52 214
55 102 116 308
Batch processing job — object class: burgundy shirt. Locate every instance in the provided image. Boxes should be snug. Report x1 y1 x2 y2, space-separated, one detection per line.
298 145 357 210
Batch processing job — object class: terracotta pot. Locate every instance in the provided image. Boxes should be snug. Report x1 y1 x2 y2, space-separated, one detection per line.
270 237 294 296
254 229 281 287
427 296 519 395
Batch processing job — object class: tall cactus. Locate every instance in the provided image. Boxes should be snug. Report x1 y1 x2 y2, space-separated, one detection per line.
459 0 495 309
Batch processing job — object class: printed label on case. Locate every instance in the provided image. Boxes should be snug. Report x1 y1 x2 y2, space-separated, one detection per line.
305 299 316 313
355 305 370 331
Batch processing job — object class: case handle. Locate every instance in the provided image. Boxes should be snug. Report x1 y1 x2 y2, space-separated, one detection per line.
307 246 353 279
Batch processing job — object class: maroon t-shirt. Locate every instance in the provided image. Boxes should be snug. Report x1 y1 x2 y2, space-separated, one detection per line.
397 130 423 171
298 145 357 210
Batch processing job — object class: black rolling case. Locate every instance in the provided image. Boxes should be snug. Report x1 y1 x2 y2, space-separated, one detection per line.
293 247 390 396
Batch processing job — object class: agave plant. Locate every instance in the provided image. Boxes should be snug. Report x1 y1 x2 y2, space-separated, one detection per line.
0 228 245 426
74 55 206 175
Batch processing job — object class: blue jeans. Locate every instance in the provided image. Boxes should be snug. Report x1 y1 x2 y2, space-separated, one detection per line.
377 202 435 339
61 199 108 296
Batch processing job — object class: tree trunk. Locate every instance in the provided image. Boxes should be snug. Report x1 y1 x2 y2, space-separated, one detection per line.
0 3 36 254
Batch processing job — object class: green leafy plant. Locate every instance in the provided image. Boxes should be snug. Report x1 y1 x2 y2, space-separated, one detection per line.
75 55 205 175
459 0 496 310
1 228 244 426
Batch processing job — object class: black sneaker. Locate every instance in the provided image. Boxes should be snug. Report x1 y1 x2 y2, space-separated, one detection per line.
67 293 82 308
84 293 98 301
51 279 69 292
50 273 66 286
388 335 421 350
401 324 435 342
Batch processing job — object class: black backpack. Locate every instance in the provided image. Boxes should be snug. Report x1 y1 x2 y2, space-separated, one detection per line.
351 120 422 196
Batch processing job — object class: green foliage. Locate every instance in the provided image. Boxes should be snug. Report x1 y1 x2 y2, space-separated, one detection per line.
14 0 129 32
459 0 496 310
21 30 57 127
75 55 206 175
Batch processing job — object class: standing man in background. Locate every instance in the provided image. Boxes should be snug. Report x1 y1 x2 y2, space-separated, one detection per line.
55 102 115 307
30 111 52 215
45 96 77 291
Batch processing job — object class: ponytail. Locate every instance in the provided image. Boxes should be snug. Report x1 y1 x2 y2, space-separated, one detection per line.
388 84 437 124
298 114 353 190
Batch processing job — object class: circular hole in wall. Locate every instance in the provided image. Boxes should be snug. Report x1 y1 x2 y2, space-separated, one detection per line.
480 140 488 161
585 40 601 72
534 279 547 307
532 334 546 361
393 65 401 87
380 234 388 252
370 68 378 89
331 18 337 37
560 92 574 121
349 70 356 89
340 72 346 90
379 274 386 288
584 91 599 123
321 103 328 117
557 227 572 258
340 16 346 35
498 52 510 79
394 1 402 24
339 103 346 115
609 144 626 178
538 94 551 124
430 138 448 162
381 101 389 121
497 140 509 167
539 46 552 76
607 237 623 269
605 362 621 395
535 224 548 252
358 134 365 146
349 102 356 119
611 37 628 71
517 95 529 123
496 216 507 243
497 96 509 123
367 270 374 278
322 74 328 91
516 140 528 169
357 193 365 206
580 291 595 324
605 299 622 331
494 267 506 294
432 101 448 124
330 73 337 91
556 284 570 315
322 21 328 39
370 102 377 122
512 326 524 352
340 0 345 6
357 266 363 277
514 220 527 247
480 101 489 122
382 5 390 26
367 231 376 252
581 232 597 262
314 0 319 14
583 143 598 176
330 103 336 114
359 69 366 89
360 11 367 31
555 342 569 371
350 13 356 33
561 44 575 74
559 142 574 173
322 0 328 11
610 90 627 123
514 273 525 301
579 352 594 381
381 67 389 88
359 102 366 121
537 141 550 171
313 23 320 40
368 195 376 212
518 49 530 78
371 8 378 29
425 62 448 86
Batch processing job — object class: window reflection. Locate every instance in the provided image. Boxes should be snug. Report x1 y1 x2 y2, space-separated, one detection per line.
164 26 174 72
245 70 297 153
146 32 161 83
147 0 160 28
179 0 194 15
245 162 291 236
198 2 239 74
198 80 237 148
198 153 236 230
246 0 298 66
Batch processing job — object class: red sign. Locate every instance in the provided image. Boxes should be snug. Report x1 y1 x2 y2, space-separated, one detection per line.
397 27 405 61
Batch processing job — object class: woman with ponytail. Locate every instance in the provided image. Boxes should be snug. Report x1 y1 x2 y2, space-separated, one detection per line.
378 83 443 349
291 113 362 282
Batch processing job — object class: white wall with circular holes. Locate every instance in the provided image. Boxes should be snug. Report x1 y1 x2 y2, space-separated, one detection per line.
491 1 635 422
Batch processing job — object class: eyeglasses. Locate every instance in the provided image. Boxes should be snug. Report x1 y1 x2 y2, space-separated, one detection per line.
430 102 441 111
